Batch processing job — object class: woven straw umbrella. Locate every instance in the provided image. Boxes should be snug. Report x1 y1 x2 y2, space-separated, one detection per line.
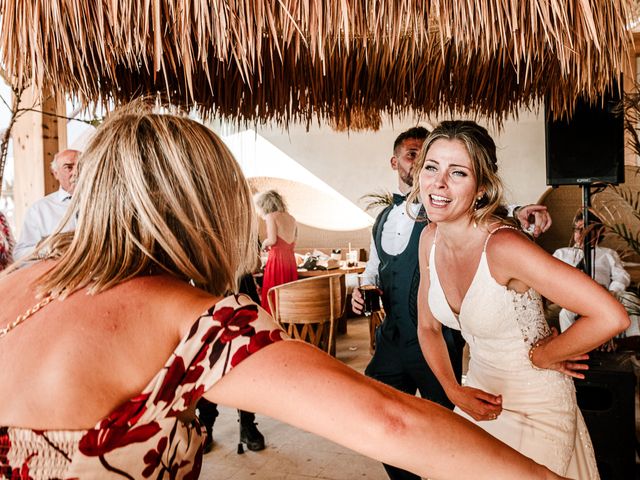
0 0 635 129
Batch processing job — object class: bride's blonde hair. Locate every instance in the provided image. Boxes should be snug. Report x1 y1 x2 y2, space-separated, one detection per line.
29 105 256 298
407 120 507 225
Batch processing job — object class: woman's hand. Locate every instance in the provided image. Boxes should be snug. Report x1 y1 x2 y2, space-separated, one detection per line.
448 385 502 422
530 328 590 379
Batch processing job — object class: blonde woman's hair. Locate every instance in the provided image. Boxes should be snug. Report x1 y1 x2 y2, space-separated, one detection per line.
406 120 509 226
254 190 287 214
27 105 256 298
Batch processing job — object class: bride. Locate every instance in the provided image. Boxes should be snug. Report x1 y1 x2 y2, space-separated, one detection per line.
408 120 629 479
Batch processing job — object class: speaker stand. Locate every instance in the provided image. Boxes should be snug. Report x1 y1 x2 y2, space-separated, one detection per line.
581 184 594 279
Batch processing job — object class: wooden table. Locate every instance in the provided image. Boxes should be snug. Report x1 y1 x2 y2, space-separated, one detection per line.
296 263 365 278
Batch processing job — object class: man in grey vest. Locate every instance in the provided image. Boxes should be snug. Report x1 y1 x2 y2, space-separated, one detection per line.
352 126 551 480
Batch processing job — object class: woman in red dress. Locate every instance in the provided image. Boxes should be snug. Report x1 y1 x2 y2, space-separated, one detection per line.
255 190 298 314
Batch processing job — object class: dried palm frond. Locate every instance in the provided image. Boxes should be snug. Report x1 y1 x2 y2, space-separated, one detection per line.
360 191 393 212
592 167 640 260
0 0 634 129
615 83 640 159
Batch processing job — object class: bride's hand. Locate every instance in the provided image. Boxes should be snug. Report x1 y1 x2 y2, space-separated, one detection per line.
448 385 502 422
530 328 590 379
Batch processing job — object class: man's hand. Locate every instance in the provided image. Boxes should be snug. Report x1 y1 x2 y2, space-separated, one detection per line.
351 286 365 315
515 205 552 238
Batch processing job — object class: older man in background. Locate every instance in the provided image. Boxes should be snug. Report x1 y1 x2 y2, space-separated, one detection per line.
13 149 79 260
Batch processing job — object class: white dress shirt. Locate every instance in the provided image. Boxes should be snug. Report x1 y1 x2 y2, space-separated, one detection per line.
361 200 422 285
13 187 76 260
552 246 630 293
553 246 638 335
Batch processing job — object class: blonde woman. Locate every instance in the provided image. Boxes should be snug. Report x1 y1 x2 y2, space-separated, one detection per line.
254 189 298 313
409 120 629 478
0 108 565 479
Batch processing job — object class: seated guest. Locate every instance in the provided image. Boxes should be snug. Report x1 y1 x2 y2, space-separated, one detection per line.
553 211 640 337
13 149 79 260
0 106 565 480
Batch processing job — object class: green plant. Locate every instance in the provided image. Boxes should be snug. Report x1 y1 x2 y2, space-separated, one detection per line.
592 167 640 260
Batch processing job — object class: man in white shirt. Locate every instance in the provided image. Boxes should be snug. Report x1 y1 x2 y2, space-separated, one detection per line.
554 214 639 336
352 126 552 480
13 149 79 260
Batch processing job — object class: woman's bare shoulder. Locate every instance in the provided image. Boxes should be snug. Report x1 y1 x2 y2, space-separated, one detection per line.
419 222 437 244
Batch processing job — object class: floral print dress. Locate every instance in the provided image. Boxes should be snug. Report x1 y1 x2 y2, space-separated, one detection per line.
0 294 286 479
0 212 13 271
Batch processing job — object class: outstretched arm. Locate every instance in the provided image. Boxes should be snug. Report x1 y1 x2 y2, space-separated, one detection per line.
205 340 562 480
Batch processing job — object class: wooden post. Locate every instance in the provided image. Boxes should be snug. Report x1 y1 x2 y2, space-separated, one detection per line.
11 86 67 236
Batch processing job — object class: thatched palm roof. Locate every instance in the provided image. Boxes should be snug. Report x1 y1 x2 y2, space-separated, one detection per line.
0 1 635 129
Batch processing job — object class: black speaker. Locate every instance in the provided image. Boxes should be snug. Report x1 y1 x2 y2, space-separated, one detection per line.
574 352 636 480
546 93 625 186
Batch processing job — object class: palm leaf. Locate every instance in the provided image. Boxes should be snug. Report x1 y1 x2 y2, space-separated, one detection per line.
592 166 640 260
360 191 393 212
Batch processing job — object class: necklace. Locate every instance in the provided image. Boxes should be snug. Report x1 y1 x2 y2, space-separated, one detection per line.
0 295 55 339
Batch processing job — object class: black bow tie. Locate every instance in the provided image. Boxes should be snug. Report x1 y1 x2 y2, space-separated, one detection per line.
392 193 406 206
62 195 71 202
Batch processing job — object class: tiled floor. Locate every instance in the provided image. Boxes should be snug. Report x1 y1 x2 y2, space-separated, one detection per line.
200 316 388 480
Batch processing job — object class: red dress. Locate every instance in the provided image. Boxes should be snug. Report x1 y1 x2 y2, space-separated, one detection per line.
261 236 298 314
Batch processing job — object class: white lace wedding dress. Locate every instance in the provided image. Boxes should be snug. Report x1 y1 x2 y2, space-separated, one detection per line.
427 227 599 479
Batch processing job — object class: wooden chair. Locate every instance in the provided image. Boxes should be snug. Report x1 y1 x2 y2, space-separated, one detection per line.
267 274 345 355
535 185 582 254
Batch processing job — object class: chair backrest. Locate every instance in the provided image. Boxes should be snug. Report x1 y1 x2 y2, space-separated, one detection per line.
267 274 344 354
535 185 582 254
536 166 640 261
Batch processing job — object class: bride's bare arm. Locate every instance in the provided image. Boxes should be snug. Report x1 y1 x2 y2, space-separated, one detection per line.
486 228 629 368
204 340 563 480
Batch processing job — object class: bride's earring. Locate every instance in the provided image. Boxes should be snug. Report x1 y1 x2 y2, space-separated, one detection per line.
473 195 483 228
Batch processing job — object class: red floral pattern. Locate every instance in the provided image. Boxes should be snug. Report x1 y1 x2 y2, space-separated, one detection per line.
0 296 285 479
231 329 285 366
0 212 14 271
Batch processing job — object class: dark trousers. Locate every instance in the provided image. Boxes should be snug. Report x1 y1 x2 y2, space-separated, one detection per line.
196 398 256 434
365 326 464 480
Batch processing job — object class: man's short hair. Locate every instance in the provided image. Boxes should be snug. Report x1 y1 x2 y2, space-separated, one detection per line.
50 149 80 171
393 126 430 153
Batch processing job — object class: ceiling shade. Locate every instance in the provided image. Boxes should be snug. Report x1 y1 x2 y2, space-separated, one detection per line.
0 1 634 129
